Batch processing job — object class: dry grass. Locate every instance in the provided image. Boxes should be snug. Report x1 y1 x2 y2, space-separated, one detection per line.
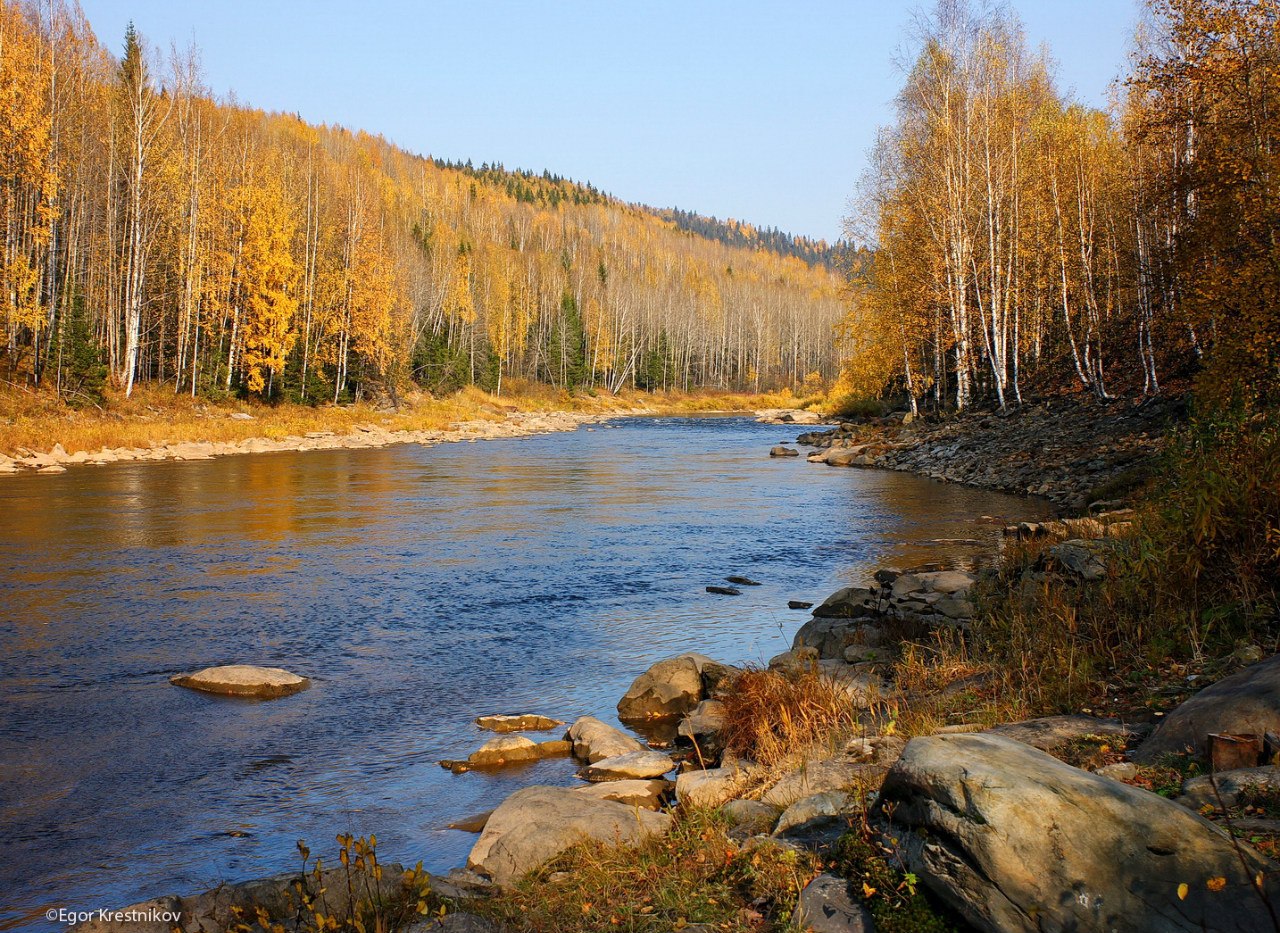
720 665 863 769
475 807 817 933
0 380 816 459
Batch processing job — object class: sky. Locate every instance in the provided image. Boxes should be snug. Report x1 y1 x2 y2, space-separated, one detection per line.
75 1 1139 243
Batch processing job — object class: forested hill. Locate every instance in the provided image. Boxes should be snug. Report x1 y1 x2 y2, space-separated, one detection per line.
0 2 845 407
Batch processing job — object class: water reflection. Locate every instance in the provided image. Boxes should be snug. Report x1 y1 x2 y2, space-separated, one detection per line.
0 416 1048 930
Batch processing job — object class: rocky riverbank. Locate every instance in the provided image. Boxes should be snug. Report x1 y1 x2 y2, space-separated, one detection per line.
0 409 645 476
795 394 1180 512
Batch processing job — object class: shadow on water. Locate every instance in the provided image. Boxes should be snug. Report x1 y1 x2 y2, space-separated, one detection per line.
0 415 1049 929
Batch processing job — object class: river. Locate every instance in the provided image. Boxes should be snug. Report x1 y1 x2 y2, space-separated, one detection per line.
0 415 1049 929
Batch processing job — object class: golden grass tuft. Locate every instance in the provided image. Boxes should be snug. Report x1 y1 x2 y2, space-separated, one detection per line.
719 665 862 769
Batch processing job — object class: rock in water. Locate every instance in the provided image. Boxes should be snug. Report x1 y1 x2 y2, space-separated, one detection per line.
788 600 814 610
567 716 644 762
467 786 672 886
617 653 725 721
706 585 742 596
466 735 541 767
769 446 800 457
579 750 674 782
169 665 309 699
725 575 762 586
876 733 1278 933
1135 654 1280 762
473 713 564 733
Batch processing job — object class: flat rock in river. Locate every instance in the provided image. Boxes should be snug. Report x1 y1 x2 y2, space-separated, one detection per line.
580 750 674 782
474 713 564 733
567 716 644 763
169 665 310 699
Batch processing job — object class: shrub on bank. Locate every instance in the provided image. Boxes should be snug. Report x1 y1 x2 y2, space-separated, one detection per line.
956 406 1280 715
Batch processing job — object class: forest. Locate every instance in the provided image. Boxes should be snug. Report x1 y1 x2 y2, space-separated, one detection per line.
842 0 1280 414
0 0 847 408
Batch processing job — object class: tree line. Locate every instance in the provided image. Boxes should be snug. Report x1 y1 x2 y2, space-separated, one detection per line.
842 0 1280 413
0 1 846 406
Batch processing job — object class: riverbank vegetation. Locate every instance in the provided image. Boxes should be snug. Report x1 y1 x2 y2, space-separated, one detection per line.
0 2 846 415
0 379 821 458
840 0 1280 415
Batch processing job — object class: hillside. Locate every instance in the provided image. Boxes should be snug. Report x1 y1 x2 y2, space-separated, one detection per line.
0 2 845 409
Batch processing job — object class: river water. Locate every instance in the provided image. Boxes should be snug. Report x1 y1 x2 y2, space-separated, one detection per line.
0 415 1048 929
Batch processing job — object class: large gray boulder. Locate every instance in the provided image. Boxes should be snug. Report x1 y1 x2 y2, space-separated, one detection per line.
566 716 643 763
467 786 671 886
876 733 1278 933
169 665 309 699
1136 655 1280 762
616 653 729 721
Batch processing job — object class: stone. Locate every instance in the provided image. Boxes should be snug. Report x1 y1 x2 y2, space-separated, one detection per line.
788 600 814 610
580 750 674 782
876 733 1278 933
617 653 722 721
447 810 494 833
722 799 779 833
169 665 310 699
769 446 800 457
1135 655 1280 762
1046 538 1109 581
774 791 848 835
916 569 977 595
676 766 747 808
705 585 741 595
986 714 1142 753
573 778 671 810
795 874 875 933
466 735 541 767
725 575 762 586
677 699 726 743
1179 767 1280 810
467 786 672 886
768 647 820 673
811 586 878 619
761 759 878 808
1096 762 1139 781
793 616 885 661
474 713 564 733
567 716 644 763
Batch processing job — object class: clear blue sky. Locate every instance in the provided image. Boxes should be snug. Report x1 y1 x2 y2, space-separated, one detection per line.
76 0 1138 242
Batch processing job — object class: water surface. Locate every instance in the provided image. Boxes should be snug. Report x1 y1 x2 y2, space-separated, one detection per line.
0 416 1048 929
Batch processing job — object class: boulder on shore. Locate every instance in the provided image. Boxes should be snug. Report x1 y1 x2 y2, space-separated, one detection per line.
1135 654 1280 762
572 779 671 810
467 786 672 886
876 732 1278 933
169 665 310 699
616 653 731 722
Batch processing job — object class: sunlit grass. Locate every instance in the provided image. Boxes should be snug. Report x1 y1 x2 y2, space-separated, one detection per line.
0 380 818 458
